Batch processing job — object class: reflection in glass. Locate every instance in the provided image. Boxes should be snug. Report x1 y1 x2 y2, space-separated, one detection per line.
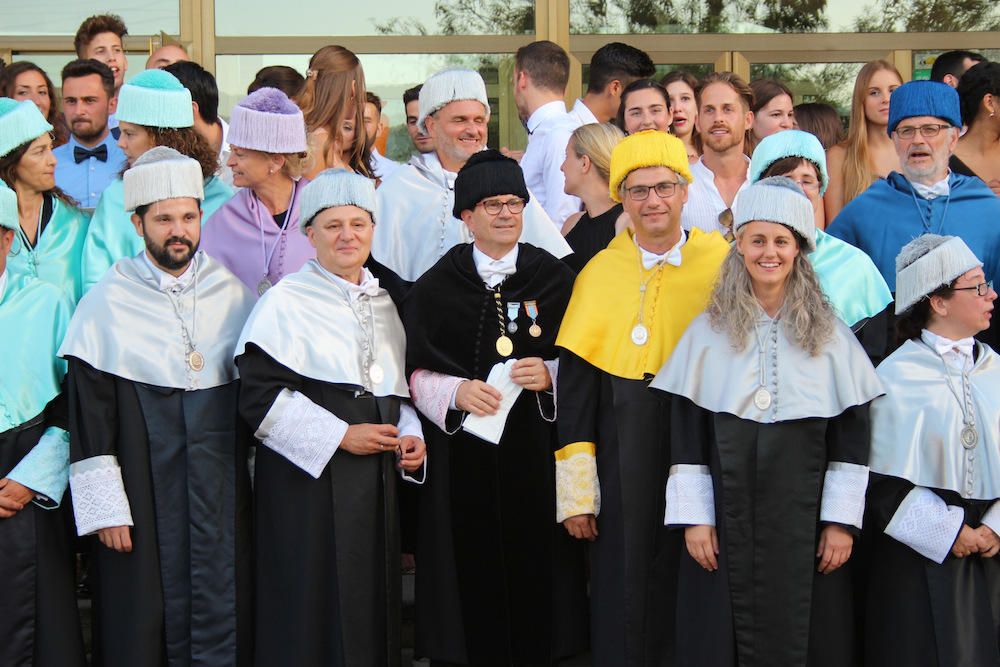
216 54 521 164
570 0 1000 34
2 1 178 35
215 0 533 36
750 62 863 118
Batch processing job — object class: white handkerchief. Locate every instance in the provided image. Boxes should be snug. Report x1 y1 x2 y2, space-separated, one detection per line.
462 359 524 445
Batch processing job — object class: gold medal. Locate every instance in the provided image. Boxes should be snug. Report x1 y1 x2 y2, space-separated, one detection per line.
496 335 514 357
187 350 205 372
529 323 542 337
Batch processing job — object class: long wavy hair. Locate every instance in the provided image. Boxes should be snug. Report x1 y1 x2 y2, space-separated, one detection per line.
297 45 371 178
840 60 902 205
707 237 836 356
118 126 218 180
1 62 68 146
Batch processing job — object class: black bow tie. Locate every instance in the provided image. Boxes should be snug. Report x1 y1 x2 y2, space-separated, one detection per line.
74 144 108 163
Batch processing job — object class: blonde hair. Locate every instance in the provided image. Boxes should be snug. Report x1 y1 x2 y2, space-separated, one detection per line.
707 239 836 357
297 45 372 178
569 123 624 182
840 60 902 205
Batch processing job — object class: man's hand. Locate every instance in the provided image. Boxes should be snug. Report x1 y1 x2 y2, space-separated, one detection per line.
398 435 426 473
98 526 133 552
976 524 1000 558
952 524 984 558
816 524 854 574
685 525 719 571
563 514 598 541
455 380 502 416
341 424 401 456
0 478 34 518
510 357 552 392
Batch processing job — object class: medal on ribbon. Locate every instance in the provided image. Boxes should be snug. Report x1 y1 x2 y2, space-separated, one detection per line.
506 302 520 333
525 300 541 337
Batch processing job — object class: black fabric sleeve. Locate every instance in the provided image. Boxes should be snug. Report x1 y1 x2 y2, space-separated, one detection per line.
853 303 891 366
43 377 69 432
669 395 712 466
235 343 304 432
825 402 871 466
66 357 119 463
865 472 918 533
555 349 600 452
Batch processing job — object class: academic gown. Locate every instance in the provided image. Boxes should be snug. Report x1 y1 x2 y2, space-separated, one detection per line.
650 313 883 667
7 194 90 305
828 171 1000 350
554 228 730 667
404 242 588 666
866 339 1000 666
81 175 234 291
62 253 255 667
0 276 85 667
234 259 420 667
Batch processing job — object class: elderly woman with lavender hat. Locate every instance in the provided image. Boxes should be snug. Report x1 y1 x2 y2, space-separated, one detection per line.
201 87 310 297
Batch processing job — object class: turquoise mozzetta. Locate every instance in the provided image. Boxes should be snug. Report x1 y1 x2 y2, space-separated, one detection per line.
811 229 893 327
0 274 73 506
81 175 235 291
7 197 90 305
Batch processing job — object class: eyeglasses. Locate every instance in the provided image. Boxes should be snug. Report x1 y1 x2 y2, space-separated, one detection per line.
478 198 526 215
894 123 953 139
952 280 994 297
625 181 683 201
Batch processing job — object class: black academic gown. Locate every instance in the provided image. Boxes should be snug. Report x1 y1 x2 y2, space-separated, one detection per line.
404 243 588 666
557 352 676 667
668 397 870 667
866 476 1000 666
67 360 253 667
0 395 86 667
237 345 405 667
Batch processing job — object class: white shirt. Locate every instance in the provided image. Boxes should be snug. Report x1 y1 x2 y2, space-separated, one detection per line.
472 244 519 288
0 269 7 301
372 148 401 181
520 101 582 227
921 329 974 372
911 174 951 201
638 229 686 269
567 98 599 126
217 118 233 186
680 156 751 234
142 251 195 292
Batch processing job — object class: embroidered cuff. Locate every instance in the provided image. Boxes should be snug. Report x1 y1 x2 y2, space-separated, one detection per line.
409 369 465 434
885 486 964 564
820 462 869 530
664 464 715 526
554 441 601 523
981 501 1000 537
256 389 348 479
69 455 134 536
8 427 70 509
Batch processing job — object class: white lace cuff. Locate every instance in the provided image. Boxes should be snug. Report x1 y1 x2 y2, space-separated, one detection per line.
981 501 1000 537
820 462 869 529
664 464 715 526
409 369 465 434
256 389 348 479
885 486 964 564
554 442 601 523
8 426 70 509
69 455 134 536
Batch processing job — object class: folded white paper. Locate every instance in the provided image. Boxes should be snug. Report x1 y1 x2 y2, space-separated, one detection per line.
462 359 525 445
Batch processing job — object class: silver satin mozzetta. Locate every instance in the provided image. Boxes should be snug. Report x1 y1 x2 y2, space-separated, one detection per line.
59 252 255 390
235 260 409 398
651 312 884 422
870 339 1000 500
372 152 571 282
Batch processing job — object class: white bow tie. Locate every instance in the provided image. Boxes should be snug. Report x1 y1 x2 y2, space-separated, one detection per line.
480 259 517 288
348 278 382 300
933 336 974 360
641 246 682 270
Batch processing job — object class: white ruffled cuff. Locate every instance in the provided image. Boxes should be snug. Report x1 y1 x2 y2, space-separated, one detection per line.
885 486 964 564
8 426 70 509
409 369 465 434
69 455 134 536
664 464 715 526
256 389 348 479
820 462 869 529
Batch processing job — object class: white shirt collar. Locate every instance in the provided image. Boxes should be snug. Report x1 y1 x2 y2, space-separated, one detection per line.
317 262 380 301
526 100 569 134
571 98 599 125
637 229 686 269
473 244 519 288
921 328 974 371
142 251 195 292
0 270 7 301
910 173 951 200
